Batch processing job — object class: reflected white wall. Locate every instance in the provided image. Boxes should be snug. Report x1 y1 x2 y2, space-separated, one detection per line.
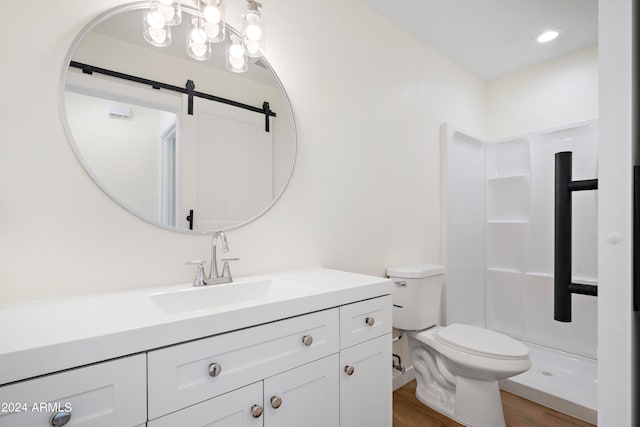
65 92 175 223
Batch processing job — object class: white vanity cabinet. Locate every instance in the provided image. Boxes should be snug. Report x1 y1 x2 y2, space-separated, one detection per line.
0 354 146 427
339 296 393 427
149 355 339 427
147 308 340 420
0 269 393 427
147 296 392 426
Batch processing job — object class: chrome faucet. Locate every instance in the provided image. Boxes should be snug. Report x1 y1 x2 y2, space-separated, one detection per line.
204 231 238 285
186 232 238 286
209 231 228 280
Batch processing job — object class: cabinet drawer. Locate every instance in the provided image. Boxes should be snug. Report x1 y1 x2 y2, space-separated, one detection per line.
147 308 339 419
148 382 263 427
339 295 392 349
0 354 146 427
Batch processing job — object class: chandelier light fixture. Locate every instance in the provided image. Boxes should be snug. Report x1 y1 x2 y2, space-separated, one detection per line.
141 0 264 73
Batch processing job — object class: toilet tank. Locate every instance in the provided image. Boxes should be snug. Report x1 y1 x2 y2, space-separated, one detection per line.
387 264 445 330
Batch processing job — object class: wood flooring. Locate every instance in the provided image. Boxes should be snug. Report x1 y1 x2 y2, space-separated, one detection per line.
393 380 596 427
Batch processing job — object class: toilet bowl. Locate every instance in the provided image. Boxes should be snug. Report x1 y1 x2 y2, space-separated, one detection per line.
388 264 531 427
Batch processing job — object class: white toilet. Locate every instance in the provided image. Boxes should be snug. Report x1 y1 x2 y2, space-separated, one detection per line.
388 264 531 427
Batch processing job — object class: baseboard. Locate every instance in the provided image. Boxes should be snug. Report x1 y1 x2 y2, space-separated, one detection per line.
392 366 416 391
500 379 597 425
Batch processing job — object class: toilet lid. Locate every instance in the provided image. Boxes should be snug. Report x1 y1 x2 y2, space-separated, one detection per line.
435 324 529 359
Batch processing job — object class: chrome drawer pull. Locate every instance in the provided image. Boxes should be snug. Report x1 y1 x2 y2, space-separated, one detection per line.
271 395 283 409
49 411 72 427
302 335 313 346
208 362 222 377
344 365 355 376
251 404 264 418
365 316 375 326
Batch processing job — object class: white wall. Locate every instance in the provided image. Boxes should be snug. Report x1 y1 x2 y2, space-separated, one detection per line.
597 0 635 425
0 0 485 303
486 46 598 140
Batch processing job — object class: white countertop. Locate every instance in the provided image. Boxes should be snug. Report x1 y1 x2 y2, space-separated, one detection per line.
0 268 392 385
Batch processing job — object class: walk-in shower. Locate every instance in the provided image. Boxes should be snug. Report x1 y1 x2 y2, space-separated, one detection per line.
443 120 598 424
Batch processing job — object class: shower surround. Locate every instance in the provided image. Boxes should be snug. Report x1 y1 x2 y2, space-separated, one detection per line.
442 120 598 424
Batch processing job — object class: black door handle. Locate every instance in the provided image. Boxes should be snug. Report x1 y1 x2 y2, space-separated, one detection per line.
554 151 598 322
186 209 194 230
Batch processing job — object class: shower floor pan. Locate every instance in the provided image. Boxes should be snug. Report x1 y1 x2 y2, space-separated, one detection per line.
499 341 597 425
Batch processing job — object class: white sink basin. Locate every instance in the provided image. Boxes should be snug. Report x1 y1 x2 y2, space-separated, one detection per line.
149 279 313 314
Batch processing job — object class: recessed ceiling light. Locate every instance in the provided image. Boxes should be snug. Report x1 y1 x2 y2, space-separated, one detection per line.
537 30 559 43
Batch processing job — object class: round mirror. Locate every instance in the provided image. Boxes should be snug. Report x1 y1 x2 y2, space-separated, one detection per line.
60 2 296 233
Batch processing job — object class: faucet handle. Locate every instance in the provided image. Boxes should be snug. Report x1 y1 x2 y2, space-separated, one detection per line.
221 258 239 280
186 260 207 287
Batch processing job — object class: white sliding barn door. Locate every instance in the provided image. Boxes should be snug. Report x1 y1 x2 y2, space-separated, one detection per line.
181 97 273 230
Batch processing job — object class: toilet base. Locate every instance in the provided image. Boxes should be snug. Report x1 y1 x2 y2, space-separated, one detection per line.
455 377 506 427
408 331 509 427
414 376 506 427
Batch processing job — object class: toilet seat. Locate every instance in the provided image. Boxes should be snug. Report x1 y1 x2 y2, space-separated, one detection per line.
434 324 529 360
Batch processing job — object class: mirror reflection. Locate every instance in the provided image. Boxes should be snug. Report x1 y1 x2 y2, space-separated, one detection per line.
62 3 296 232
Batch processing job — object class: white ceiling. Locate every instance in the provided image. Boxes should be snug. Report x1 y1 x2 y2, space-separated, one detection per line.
360 0 598 81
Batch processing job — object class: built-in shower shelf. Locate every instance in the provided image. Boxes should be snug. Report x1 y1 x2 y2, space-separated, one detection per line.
522 272 597 286
486 267 522 274
487 219 529 224
486 173 531 181
524 271 553 278
486 174 530 220
572 277 598 286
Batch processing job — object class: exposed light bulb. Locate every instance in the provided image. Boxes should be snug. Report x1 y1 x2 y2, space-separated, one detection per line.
191 42 207 57
244 40 259 55
187 37 211 60
230 56 246 68
204 5 221 23
146 11 166 29
229 43 243 59
228 54 247 73
143 15 171 47
157 3 176 22
191 27 207 44
149 27 168 44
227 35 248 72
537 30 559 43
241 2 263 57
245 23 262 41
204 22 220 40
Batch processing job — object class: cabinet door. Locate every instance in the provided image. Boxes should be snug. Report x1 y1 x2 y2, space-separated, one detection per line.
0 354 146 427
263 354 339 427
148 382 263 427
148 308 338 419
340 334 392 427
